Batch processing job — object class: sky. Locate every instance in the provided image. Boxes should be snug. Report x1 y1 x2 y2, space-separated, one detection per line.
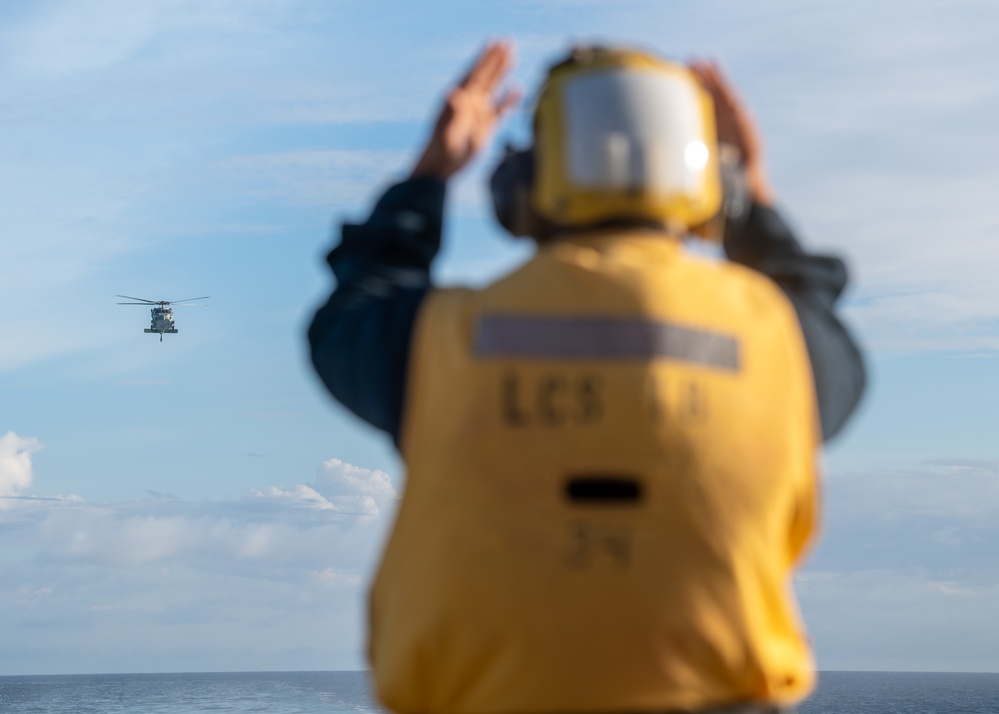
2 0 999 676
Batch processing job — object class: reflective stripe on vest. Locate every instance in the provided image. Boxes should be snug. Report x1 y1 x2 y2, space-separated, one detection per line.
475 314 741 370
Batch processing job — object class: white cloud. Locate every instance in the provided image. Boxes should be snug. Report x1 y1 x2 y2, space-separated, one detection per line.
0 455 396 671
13 458 398 570
313 457 397 515
248 458 397 518
0 431 40 500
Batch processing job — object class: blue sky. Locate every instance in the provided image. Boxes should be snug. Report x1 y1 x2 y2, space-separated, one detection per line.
2 0 999 675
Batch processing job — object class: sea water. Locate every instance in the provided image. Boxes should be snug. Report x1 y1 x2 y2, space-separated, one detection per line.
2 670 998 713
798 671 999 713
0 671 379 714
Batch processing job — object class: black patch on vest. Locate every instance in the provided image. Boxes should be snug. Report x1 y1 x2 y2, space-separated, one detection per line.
565 476 643 504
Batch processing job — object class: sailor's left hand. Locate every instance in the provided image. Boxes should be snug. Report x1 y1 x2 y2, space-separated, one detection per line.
689 59 775 206
411 41 520 181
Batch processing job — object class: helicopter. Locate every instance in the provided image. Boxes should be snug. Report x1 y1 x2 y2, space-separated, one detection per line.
116 295 209 342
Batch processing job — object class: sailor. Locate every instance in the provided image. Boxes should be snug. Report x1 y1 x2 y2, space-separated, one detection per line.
308 41 865 714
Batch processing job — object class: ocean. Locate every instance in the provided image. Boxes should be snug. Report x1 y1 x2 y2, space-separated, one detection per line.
1 670 998 713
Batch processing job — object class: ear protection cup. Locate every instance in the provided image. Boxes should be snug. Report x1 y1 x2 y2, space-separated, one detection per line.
718 155 751 244
490 145 537 238
691 145 751 242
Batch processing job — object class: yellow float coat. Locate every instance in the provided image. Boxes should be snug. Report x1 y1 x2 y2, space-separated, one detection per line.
370 232 820 713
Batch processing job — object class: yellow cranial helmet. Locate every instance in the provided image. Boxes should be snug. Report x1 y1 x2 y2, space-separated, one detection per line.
531 46 722 233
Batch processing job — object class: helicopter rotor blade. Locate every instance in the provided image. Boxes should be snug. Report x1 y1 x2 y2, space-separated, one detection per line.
115 294 157 303
117 302 156 305
168 296 211 304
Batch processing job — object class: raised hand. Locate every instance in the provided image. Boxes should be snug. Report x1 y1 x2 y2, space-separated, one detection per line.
411 41 520 181
689 60 775 206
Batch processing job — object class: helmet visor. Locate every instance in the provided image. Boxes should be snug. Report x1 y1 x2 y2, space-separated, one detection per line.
561 67 710 196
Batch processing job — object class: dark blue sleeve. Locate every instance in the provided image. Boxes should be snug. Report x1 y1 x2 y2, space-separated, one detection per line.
724 204 867 442
308 178 445 446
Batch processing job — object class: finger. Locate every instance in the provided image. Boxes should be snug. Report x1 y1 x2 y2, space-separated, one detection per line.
688 58 710 84
461 41 504 90
479 41 514 91
687 58 711 84
457 42 497 89
689 60 724 101
494 86 521 118
466 40 513 92
702 61 743 111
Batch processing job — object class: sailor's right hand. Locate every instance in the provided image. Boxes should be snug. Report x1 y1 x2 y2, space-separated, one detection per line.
411 41 520 181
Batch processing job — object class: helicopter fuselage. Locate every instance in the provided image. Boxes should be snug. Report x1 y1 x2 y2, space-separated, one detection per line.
144 306 178 339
